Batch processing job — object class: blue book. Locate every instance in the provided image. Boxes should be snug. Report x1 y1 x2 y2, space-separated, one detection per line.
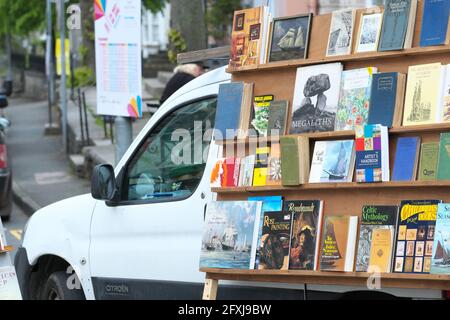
392 137 421 181
420 0 450 47
213 82 246 141
379 0 414 51
368 73 405 128
248 196 283 269
431 203 450 275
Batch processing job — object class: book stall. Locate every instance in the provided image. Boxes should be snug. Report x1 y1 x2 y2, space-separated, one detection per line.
198 0 450 300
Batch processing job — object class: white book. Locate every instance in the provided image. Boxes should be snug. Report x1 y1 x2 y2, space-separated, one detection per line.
249 201 263 269
345 216 359 272
404 0 418 49
326 8 356 57
242 155 256 186
380 125 390 182
443 64 450 122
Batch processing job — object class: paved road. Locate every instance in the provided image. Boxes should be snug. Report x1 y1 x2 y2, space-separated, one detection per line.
2 204 28 261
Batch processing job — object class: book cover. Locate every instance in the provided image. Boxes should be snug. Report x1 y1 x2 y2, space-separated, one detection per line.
0 266 22 300
290 63 343 133
224 158 239 187
418 142 439 181
335 67 377 131
253 147 270 187
355 124 390 183
419 0 450 47
368 72 406 128
393 200 441 273
443 64 450 122
355 205 399 272
403 63 443 126
229 7 265 68
320 215 359 272
437 132 450 180
309 140 355 183
267 100 289 135
431 203 450 274
355 11 383 53
326 9 356 57
284 200 324 270
378 0 413 51
280 136 310 186
200 201 262 269
248 196 283 269
241 155 256 186
214 83 244 141
392 137 421 181
258 211 292 270
266 143 282 186
210 158 226 188
250 95 274 136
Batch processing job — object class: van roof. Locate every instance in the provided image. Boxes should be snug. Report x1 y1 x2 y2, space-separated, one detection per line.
162 65 231 106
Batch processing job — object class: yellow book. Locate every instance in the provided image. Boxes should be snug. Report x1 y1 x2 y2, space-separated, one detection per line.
252 167 268 187
368 228 393 273
403 63 444 126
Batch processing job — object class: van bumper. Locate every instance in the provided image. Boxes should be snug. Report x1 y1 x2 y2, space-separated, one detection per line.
14 247 32 300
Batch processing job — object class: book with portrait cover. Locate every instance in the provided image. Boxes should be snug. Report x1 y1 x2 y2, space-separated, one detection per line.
248 196 283 269
320 215 359 272
258 211 292 270
393 200 442 274
431 203 450 274
200 201 262 269
355 205 399 272
284 200 324 271
290 63 343 133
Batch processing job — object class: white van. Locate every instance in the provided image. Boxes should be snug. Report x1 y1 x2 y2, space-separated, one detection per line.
14 67 443 300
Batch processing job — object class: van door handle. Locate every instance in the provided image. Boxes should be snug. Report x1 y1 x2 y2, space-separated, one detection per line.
203 203 207 221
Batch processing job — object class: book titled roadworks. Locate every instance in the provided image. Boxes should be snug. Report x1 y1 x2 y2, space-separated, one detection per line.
200 201 262 269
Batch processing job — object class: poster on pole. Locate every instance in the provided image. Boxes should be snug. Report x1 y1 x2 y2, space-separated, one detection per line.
94 0 142 118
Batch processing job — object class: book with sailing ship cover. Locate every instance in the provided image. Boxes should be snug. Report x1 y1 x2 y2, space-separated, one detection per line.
355 205 399 272
200 201 262 269
431 203 450 274
284 200 324 270
320 215 359 272
393 200 441 273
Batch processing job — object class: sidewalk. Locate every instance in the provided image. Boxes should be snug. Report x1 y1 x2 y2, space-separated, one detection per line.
5 98 91 215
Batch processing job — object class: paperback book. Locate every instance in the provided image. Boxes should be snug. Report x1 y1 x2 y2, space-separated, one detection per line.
326 9 356 57
251 95 274 136
267 100 289 135
418 142 439 181
280 136 310 185
437 132 450 180
431 203 450 274
253 147 271 187
392 137 421 181
266 143 282 186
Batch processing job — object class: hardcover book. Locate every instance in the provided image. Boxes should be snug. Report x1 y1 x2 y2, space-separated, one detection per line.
320 215 359 272
393 200 441 273
403 63 444 126
267 100 289 135
250 95 274 136
266 143 282 186
437 132 450 180
419 0 450 47
368 72 406 127
431 203 450 274
253 147 270 187
335 67 377 131
214 82 254 141
280 136 310 185
258 211 292 270
355 11 383 53
290 63 343 133
355 124 390 183
326 9 356 57
309 140 356 183
355 205 399 272
392 137 421 181
284 200 324 270
418 142 440 181
378 0 417 51
249 196 283 269
200 201 262 269
229 7 269 67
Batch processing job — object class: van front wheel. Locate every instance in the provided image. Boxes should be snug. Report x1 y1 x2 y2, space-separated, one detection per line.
41 271 85 300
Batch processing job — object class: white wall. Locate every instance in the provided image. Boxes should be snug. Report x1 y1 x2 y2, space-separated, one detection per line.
142 4 171 58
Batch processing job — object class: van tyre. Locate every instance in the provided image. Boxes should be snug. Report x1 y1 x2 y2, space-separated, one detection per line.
41 271 85 300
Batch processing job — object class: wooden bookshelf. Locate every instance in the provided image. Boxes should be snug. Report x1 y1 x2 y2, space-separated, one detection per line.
201 268 450 299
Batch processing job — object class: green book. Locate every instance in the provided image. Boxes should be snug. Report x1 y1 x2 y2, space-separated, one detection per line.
267 100 289 136
437 133 450 180
418 142 439 181
280 136 309 186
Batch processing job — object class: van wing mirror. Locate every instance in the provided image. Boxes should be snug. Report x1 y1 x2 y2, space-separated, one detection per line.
91 164 119 202
0 95 8 109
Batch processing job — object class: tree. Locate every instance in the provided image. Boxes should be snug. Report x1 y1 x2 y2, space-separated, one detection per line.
143 0 168 13
206 0 242 46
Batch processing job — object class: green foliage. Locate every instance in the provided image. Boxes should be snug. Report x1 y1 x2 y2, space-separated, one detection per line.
67 66 95 88
142 0 168 14
168 29 187 64
206 0 242 39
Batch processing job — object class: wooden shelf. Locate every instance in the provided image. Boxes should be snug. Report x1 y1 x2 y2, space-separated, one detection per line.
212 181 450 194
226 45 450 74
215 123 450 145
201 268 450 291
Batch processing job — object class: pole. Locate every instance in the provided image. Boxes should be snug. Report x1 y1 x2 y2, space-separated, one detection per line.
46 0 54 127
115 117 133 164
58 0 68 153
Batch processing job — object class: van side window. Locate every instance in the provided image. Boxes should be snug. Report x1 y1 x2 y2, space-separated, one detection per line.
125 98 216 201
